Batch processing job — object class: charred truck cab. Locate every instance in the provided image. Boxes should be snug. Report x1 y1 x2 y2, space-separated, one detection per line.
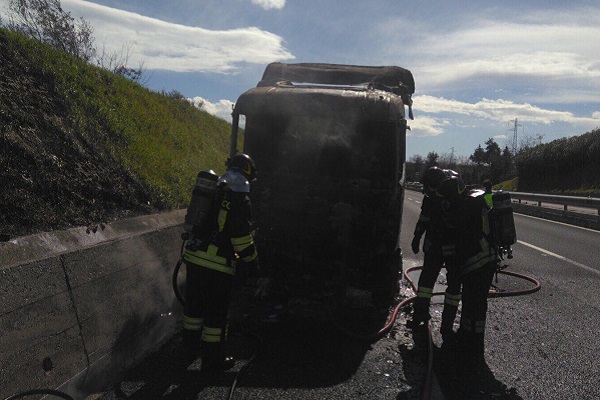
230 63 415 307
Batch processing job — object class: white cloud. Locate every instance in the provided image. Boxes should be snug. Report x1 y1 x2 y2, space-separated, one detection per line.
382 8 600 106
408 115 449 138
190 92 599 141
251 0 285 10
414 95 600 128
62 0 294 73
189 96 235 122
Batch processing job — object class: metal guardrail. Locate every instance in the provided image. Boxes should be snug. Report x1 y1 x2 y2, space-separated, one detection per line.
510 192 600 215
405 183 600 213
404 184 600 229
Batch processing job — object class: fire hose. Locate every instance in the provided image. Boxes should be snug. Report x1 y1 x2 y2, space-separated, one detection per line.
331 264 541 400
408 265 539 400
172 244 541 400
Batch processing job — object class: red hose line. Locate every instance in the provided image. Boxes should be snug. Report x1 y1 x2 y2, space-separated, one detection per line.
408 265 540 400
490 269 542 297
333 264 542 400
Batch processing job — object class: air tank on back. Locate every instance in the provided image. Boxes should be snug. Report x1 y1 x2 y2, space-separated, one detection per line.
184 169 219 241
492 190 517 258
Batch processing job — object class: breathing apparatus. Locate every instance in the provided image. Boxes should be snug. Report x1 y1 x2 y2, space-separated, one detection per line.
183 169 219 242
491 191 517 259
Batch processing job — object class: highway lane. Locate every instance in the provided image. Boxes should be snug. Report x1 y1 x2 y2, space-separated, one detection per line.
91 191 597 400
515 213 600 277
93 193 436 400
487 212 599 400
403 191 600 400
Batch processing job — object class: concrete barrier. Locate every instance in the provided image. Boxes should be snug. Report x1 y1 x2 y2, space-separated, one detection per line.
0 209 186 399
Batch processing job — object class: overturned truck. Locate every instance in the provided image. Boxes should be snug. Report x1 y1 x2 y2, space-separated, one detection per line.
230 63 415 306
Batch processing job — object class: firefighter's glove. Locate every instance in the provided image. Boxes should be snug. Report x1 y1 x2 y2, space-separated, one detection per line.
254 277 273 299
411 235 421 254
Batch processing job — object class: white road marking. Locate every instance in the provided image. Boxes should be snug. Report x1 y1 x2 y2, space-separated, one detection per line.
516 213 600 234
517 240 600 276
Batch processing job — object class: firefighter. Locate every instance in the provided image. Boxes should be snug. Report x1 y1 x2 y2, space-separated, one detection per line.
408 168 462 342
483 179 493 209
438 177 499 367
182 153 259 372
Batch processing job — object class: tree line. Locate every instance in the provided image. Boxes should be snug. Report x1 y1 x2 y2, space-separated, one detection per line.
517 128 600 193
405 137 513 187
406 128 600 194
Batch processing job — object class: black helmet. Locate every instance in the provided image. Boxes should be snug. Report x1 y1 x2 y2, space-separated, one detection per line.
436 176 466 199
483 179 492 191
227 153 257 181
443 169 460 178
421 167 447 195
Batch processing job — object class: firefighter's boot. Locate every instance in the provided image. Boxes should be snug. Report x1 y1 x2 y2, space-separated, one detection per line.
201 342 235 373
457 325 486 374
182 315 203 361
440 305 458 341
440 307 457 334
406 297 430 330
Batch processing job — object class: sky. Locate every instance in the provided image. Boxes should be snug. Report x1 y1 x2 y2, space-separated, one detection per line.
2 0 600 160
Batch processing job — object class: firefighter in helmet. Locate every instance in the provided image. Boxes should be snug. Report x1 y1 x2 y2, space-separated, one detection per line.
182 153 259 372
408 167 463 342
438 177 499 368
483 179 493 209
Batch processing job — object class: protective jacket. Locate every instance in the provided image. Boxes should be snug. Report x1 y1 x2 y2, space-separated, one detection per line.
414 194 444 247
452 190 497 276
183 170 257 273
410 193 461 336
451 190 499 359
182 169 258 369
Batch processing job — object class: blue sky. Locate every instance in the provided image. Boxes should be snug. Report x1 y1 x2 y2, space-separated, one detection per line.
2 0 599 160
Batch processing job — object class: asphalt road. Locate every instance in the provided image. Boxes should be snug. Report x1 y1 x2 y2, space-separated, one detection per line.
92 191 600 400
404 191 600 400
480 213 600 400
91 282 429 400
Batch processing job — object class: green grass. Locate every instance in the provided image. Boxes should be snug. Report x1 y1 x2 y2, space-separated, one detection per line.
2 28 232 206
494 176 600 197
494 177 519 192
1 28 235 236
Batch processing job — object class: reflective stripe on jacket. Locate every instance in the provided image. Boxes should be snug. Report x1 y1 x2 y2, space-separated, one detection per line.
184 183 257 274
460 210 497 276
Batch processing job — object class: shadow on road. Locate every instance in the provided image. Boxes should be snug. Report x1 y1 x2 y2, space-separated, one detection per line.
93 279 396 399
433 344 524 400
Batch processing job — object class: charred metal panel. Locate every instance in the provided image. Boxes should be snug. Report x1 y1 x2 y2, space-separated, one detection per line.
258 62 415 96
232 63 413 305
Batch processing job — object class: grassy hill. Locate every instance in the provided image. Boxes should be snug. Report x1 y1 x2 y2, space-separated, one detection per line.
0 28 231 238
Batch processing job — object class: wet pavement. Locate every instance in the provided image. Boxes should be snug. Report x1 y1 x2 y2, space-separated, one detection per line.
90 277 433 400
83 261 525 400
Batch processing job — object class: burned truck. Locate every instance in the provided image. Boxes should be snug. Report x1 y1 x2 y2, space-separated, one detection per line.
229 63 415 306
